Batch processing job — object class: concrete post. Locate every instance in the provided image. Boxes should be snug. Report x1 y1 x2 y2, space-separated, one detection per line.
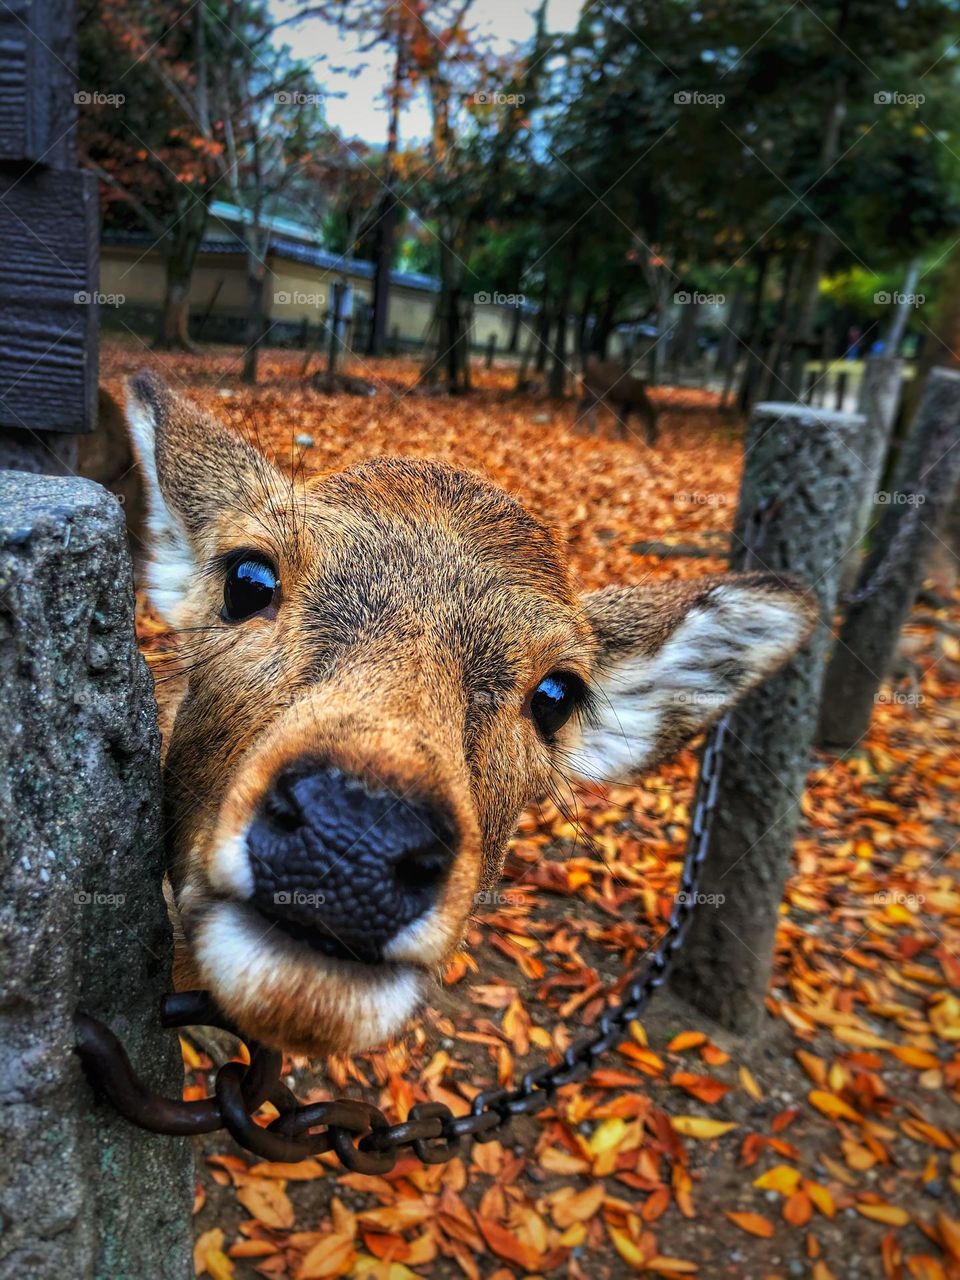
0 472 192 1279
670 403 866 1033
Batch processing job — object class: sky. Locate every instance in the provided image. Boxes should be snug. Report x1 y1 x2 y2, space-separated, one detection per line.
270 0 584 144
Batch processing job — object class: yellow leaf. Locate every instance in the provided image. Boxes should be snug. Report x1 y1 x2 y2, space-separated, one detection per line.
194 1228 224 1277
806 1182 836 1218
753 1165 801 1195
808 1090 862 1122
607 1224 648 1268
670 1116 737 1139
205 1251 234 1280
739 1065 763 1101
588 1116 626 1156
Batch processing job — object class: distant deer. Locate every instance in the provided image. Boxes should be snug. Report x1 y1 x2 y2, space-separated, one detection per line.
577 354 659 445
125 371 814 1056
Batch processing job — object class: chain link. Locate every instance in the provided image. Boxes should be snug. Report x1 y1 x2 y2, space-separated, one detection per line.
76 497 780 1171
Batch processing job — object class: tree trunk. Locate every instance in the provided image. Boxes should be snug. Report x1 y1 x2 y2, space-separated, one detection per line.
818 368 960 749
507 303 522 354
548 302 569 399
670 400 867 1033
594 288 620 358
241 250 267 385
155 202 208 351
758 254 803 401
534 302 551 373
368 12 405 356
736 251 770 413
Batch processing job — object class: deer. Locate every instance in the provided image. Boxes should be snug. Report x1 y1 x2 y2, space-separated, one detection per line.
124 370 815 1059
577 353 659 446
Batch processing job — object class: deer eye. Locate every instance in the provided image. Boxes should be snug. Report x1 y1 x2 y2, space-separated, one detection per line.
530 671 584 739
222 556 278 622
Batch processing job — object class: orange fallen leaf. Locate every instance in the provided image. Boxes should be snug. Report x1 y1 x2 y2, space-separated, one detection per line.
725 1211 775 1238
808 1090 862 1122
856 1202 910 1226
670 1072 732 1104
783 1189 813 1227
477 1217 540 1271
298 1234 356 1279
236 1181 294 1231
667 1031 708 1052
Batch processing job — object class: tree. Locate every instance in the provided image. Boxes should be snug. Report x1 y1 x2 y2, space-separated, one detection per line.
212 2 330 383
78 0 228 349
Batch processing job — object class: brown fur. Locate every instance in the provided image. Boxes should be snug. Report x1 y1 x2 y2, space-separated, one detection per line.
76 388 149 575
577 354 659 445
125 371 815 1056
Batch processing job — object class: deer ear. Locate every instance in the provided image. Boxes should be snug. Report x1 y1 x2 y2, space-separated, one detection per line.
572 573 816 782
125 370 284 624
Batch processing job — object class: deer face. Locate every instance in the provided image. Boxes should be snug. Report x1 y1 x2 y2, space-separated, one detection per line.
128 372 815 1056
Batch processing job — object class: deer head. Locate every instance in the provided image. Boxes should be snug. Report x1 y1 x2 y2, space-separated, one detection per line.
127 371 815 1056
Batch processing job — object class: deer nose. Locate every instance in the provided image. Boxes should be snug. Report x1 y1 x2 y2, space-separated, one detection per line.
245 764 457 964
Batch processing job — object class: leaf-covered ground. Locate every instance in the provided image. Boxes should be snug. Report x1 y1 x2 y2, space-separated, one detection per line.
103 340 960 1280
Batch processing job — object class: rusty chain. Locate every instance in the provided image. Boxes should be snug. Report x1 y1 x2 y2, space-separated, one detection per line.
75 498 780 1173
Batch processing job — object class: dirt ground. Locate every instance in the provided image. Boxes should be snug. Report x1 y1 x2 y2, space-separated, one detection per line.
102 339 960 1280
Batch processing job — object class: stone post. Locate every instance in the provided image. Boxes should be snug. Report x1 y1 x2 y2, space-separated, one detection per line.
0 472 192 1279
670 403 866 1033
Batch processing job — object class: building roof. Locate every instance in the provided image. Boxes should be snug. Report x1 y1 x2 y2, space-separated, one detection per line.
103 200 442 295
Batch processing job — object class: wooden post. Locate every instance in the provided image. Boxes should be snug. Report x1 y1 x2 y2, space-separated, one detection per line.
670 402 866 1033
485 332 497 369
834 369 848 411
0 0 99 473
